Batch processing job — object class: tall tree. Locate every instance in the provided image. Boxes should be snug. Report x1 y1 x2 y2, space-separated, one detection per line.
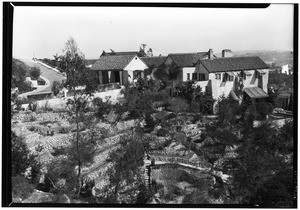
60 37 97 197
106 130 145 203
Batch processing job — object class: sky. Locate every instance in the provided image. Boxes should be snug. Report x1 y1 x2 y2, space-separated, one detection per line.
13 4 294 59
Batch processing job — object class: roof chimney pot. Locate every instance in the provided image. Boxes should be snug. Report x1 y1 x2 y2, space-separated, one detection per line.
222 49 232 58
208 49 214 60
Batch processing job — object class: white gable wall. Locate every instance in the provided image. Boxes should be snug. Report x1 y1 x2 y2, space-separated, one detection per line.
124 56 148 71
124 56 148 83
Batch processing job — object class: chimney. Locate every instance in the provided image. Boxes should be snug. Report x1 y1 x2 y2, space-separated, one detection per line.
208 49 213 60
222 49 232 58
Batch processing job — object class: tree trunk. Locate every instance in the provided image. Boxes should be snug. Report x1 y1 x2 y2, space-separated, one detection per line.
74 91 82 198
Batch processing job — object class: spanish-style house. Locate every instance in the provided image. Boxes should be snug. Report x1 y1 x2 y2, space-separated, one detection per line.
161 50 217 85
140 56 167 78
90 52 148 85
193 54 270 105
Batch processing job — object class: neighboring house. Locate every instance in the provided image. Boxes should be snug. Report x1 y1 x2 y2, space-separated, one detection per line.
193 55 270 107
163 51 209 85
25 77 38 89
91 52 148 85
281 64 290 75
140 56 167 78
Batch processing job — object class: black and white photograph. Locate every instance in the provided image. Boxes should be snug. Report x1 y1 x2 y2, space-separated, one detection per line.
4 2 296 207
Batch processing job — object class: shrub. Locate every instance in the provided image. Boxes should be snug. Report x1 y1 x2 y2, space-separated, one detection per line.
144 113 155 132
59 127 69 134
136 183 152 204
52 81 62 96
167 98 189 113
29 67 41 80
157 128 169 137
28 101 38 112
12 176 35 200
52 146 66 156
18 81 32 93
29 115 37 122
192 113 203 124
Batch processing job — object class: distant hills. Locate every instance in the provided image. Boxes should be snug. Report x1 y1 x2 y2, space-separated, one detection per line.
216 50 293 67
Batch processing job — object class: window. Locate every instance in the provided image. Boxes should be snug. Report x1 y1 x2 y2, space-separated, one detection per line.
192 73 197 80
228 75 234 81
199 73 205 81
215 73 221 80
187 73 190 80
222 73 227 82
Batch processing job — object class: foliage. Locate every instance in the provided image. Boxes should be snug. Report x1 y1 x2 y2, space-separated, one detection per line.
17 81 32 93
174 81 201 108
253 101 274 120
136 183 152 204
28 100 38 112
167 97 189 113
106 131 145 202
59 37 98 94
45 157 78 194
225 122 290 204
248 168 295 207
199 91 216 114
92 97 113 120
173 80 215 114
160 166 181 199
269 71 293 91
144 112 155 132
201 125 239 165
152 67 170 87
12 58 32 93
118 79 170 119
29 67 41 80
12 176 35 200
215 95 240 127
11 132 39 179
57 37 98 197
182 189 210 204
52 81 63 96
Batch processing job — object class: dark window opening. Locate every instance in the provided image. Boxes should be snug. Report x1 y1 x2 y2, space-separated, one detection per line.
192 73 197 80
199 73 205 81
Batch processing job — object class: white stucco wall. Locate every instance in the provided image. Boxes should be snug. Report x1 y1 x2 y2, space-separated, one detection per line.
242 70 258 89
124 56 148 83
209 72 235 100
281 64 289 74
208 69 269 100
182 64 209 82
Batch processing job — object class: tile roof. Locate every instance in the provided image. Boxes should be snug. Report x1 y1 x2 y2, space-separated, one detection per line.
102 51 139 56
91 54 136 71
101 50 146 57
168 52 208 67
140 56 167 68
199 56 269 73
244 87 269 99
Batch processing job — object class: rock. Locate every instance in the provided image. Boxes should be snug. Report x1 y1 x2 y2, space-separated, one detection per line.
173 144 186 151
176 181 192 191
22 190 56 203
189 154 199 162
22 190 71 203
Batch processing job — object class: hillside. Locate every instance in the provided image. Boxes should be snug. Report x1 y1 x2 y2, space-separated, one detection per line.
233 50 293 67
215 50 293 67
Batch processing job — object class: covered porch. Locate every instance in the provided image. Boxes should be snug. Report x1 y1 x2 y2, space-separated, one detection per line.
98 70 125 86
